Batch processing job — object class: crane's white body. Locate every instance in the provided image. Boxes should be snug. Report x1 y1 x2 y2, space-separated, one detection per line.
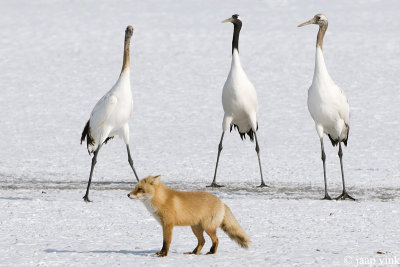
222 49 258 133
88 69 133 153
307 47 349 142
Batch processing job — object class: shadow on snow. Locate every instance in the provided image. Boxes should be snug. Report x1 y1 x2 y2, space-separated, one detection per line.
1 179 399 201
44 248 158 256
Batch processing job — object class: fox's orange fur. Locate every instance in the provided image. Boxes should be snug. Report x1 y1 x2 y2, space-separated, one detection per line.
128 175 250 257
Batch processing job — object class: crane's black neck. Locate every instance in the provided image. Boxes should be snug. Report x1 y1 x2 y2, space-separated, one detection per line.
232 22 242 54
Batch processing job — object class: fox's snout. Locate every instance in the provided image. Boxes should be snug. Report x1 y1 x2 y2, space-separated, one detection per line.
127 193 136 199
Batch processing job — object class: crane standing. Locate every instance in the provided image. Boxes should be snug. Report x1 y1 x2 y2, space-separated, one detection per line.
298 14 355 200
209 14 267 188
81 25 139 202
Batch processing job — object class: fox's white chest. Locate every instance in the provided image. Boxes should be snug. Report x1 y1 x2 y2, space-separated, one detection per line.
142 200 161 224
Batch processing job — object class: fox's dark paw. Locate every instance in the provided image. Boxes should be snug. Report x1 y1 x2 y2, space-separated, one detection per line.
155 251 167 257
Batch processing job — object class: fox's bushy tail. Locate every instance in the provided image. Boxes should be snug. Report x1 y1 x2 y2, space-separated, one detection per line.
220 204 250 248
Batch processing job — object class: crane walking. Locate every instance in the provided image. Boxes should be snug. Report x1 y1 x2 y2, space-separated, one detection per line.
80 25 139 202
298 14 355 200
208 14 267 188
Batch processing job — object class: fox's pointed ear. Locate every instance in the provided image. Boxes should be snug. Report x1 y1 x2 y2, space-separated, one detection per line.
151 175 161 185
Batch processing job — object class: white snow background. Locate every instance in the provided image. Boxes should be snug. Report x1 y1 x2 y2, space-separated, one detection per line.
0 0 399 266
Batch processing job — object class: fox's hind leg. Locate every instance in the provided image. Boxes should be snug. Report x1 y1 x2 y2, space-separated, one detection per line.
205 228 219 255
185 225 205 255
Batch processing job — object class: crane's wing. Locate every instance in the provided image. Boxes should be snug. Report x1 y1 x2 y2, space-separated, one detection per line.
246 80 258 112
334 84 350 126
90 93 118 130
332 84 350 145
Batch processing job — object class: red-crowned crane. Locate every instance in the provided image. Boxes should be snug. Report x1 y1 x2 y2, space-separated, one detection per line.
209 14 267 188
298 14 355 200
80 25 139 202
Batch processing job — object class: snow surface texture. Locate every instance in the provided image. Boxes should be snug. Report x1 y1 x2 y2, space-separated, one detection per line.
0 0 399 266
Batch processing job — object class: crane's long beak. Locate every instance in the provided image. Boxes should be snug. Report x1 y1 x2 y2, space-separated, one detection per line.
297 18 315 27
222 17 234 23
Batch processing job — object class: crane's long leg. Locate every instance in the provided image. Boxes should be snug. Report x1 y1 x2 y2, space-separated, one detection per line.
83 144 102 202
335 142 355 201
126 145 139 182
254 132 267 187
207 132 225 187
320 139 331 200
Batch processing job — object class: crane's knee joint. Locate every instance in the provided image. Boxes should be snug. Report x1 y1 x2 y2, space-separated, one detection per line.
218 143 223 152
321 151 326 161
255 144 260 153
338 149 343 158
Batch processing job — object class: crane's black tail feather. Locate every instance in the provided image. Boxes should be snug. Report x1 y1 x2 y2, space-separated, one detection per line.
343 124 349 146
230 123 258 142
81 120 95 155
328 134 339 146
328 124 349 147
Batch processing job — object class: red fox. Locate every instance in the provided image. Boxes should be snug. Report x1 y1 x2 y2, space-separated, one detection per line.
127 175 250 257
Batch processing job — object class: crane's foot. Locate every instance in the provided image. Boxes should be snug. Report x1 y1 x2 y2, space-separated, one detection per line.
83 194 92 202
321 194 332 200
206 182 224 188
257 182 269 188
335 191 356 201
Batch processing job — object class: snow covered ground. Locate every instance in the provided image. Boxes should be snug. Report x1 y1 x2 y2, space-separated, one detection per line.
1 0 399 266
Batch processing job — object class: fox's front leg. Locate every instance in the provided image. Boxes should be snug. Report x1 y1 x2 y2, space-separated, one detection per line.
156 223 173 257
